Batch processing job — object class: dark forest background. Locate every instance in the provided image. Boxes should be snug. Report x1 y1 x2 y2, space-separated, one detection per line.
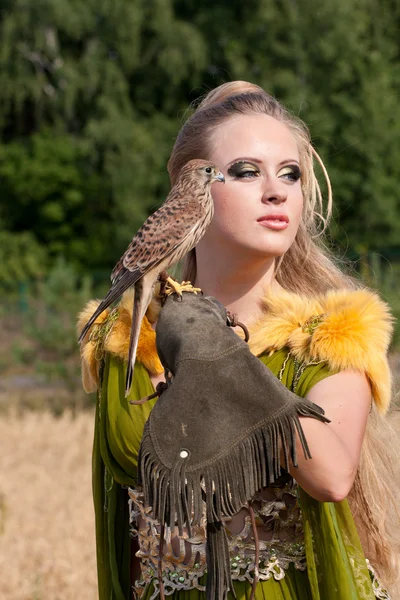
1 0 400 404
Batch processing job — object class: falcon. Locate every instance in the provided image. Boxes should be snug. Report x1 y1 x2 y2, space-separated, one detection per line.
78 159 224 395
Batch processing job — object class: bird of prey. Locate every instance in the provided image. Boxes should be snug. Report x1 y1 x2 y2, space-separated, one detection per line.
78 159 225 396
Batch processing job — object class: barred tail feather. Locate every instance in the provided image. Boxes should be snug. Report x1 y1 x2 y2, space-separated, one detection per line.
125 277 154 396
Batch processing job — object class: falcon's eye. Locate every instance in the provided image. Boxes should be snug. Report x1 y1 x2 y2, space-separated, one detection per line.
205 167 212 174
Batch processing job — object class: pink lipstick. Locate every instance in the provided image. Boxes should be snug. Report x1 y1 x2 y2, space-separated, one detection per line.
257 214 289 231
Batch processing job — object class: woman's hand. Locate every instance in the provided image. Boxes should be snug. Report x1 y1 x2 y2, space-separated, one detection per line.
288 370 371 502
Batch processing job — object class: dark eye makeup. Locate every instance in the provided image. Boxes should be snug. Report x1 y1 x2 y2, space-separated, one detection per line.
278 164 301 182
227 161 260 178
227 161 301 182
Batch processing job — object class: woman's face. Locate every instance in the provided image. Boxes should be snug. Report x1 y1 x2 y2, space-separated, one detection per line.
200 114 304 260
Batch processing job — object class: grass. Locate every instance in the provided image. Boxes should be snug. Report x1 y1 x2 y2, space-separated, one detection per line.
1 406 400 600
0 410 97 600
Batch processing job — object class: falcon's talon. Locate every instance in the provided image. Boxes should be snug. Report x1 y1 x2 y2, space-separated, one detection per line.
163 277 202 298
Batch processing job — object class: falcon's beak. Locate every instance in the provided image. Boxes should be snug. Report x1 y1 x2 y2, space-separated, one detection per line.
214 172 225 183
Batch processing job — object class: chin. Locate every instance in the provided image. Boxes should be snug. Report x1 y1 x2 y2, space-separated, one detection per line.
248 241 293 258
244 230 294 256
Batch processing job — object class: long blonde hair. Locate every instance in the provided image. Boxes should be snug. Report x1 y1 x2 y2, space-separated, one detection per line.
168 81 400 591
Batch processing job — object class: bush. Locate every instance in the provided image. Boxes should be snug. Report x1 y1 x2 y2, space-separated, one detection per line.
359 251 400 350
0 257 97 410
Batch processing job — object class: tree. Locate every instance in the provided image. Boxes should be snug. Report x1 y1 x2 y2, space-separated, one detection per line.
0 0 399 274
0 0 209 269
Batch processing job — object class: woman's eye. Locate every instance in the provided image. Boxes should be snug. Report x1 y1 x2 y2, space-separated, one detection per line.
278 165 301 182
227 162 260 179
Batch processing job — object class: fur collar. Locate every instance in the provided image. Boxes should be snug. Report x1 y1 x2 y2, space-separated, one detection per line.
77 290 163 394
78 287 393 413
250 288 393 413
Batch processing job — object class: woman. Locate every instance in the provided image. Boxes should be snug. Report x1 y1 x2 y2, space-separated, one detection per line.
79 81 400 599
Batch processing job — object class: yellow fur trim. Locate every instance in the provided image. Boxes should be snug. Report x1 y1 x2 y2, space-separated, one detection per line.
105 290 162 374
78 287 393 413
77 291 163 393
77 300 112 393
249 288 393 414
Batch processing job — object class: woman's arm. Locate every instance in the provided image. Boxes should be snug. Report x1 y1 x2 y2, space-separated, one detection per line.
286 370 371 502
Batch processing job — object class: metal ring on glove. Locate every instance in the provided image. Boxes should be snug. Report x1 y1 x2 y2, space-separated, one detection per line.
226 311 250 343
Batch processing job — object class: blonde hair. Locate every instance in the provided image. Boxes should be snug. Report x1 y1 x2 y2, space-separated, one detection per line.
168 81 400 591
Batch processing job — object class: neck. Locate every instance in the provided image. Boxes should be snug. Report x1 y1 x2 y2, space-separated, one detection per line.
194 249 281 326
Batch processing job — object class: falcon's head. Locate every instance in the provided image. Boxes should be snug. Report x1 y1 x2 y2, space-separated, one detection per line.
179 159 225 185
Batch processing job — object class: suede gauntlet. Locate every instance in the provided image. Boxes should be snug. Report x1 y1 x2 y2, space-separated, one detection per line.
138 292 329 599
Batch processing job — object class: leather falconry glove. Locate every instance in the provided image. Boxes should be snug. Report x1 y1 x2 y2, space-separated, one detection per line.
138 292 330 600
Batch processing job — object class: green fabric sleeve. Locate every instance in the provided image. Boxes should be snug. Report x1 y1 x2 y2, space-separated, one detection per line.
258 348 338 398
93 355 158 600
296 361 339 398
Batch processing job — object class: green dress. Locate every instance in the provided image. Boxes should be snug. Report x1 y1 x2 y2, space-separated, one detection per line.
93 349 384 600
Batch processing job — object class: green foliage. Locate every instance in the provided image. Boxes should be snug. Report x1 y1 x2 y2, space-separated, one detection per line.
0 133 111 266
0 0 399 270
359 251 400 350
0 0 210 269
11 340 36 365
20 257 93 390
26 256 91 347
0 256 97 409
0 229 47 285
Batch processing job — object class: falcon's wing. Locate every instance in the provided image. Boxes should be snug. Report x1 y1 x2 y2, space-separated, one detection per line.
111 194 207 284
79 191 210 345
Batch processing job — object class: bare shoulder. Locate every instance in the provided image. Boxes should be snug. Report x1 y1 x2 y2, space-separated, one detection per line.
307 370 372 407
306 370 372 461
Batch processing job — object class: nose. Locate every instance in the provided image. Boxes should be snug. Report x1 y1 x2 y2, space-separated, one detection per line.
261 181 287 205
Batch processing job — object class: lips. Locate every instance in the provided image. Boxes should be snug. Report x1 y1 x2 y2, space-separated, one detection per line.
257 214 289 231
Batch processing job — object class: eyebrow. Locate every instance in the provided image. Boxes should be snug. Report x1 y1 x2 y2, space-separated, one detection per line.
226 157 300 168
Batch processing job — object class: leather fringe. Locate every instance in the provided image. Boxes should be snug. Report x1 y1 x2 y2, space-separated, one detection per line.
138 398 329 599
206 522 235 600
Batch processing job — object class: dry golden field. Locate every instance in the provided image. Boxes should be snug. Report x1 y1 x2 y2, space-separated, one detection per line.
0 410 97 600
1 407 400 600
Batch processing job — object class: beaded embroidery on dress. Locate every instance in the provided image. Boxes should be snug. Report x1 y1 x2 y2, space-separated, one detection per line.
129 475 306 599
